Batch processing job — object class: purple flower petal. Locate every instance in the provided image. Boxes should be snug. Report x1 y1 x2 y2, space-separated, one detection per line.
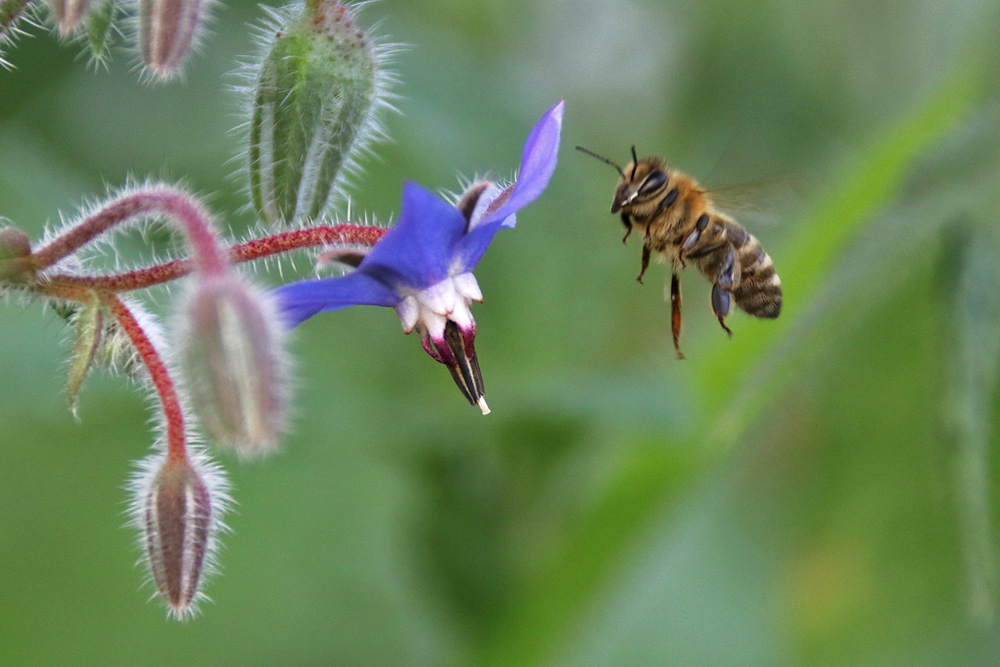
453 220 505 273
480 100 564 228
360 182 468 289
274 271 400 328
454 100 564 270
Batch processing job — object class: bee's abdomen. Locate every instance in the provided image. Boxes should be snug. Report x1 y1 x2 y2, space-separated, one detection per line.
733 234 782 318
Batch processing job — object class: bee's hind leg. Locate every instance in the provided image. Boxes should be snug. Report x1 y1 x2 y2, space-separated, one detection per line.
670 272 685 359
712 244 738 337
711 284 733 337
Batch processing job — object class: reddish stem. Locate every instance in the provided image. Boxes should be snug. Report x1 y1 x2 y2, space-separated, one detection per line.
32 186 228 277
102 293 187 464
41 224 387 294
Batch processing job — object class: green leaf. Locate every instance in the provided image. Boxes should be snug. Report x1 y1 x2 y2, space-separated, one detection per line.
475 442 700 666
66 298 102 416
941 223 1000 626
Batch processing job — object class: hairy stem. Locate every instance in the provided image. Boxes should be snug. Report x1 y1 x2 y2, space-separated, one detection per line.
102 292 188 463
39 223 386 293
31 186 228 276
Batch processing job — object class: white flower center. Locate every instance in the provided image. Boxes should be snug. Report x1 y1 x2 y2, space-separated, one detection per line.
394 272 482 339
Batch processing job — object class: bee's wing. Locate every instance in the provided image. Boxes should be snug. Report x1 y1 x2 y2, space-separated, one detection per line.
705 176 810 228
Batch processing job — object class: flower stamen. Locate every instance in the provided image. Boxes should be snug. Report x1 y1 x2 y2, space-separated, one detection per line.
439 319 487 413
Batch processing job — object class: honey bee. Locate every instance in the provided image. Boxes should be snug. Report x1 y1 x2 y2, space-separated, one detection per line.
577 146 782 359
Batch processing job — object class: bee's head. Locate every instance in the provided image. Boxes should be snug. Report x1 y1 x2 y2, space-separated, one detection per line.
612 150 670 216
575 145 672 219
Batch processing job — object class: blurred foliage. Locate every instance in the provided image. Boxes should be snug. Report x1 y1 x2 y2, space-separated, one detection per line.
2 0 1000 665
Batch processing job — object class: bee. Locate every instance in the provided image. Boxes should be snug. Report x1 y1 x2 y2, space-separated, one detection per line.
577 146 782 359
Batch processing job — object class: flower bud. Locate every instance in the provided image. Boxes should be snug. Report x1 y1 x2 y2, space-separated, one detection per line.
0 225 33 282
139 453 217 620
178 272 288 456
83 0 118 65
1 1 30 67
138 0 208 80
48 0 93 37
248 0 388 226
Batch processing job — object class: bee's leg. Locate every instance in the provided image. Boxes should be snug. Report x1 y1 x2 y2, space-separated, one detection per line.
681 214 710 255
717 243 741 290
620 213 633 244
670 272 685 359
712 244 738 337
711 284 733 337
636 243 651 283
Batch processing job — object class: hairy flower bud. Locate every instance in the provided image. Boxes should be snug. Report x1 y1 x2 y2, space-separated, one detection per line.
1 1 32 68
83 0 117 64
178 273 288 456
248 0 391 226
135 451 227 620
138 0 208 80
0 225 33 282
48 0 93 36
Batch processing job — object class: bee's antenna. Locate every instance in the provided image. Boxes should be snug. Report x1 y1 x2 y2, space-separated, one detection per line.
575 146 625 179
630 146 639 180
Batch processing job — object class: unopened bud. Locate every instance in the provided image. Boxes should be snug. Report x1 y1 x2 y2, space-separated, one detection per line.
48 0 93 37
84 0 118 65
1 1 31 68
141 454 215 620
178 273 288 456
138 0 208 80
249 0 388 226
0 225 33 282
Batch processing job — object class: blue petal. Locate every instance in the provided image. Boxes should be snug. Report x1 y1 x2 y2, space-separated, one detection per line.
273 271 400 328
479 100 564 228
359 182 468 289
454 100 564 271
453 218 507 273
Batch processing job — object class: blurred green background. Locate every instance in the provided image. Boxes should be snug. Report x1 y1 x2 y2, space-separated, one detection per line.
2 0 1000 664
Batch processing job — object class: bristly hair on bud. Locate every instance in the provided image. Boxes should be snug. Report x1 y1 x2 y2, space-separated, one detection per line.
82 0 122 68
175 272 290 457
47 0 94 37
239 0 400 228
136 0 215 81
1 0 41 69
129 446 231 620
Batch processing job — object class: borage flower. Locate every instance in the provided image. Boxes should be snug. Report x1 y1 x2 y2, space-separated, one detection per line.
274 100 564 413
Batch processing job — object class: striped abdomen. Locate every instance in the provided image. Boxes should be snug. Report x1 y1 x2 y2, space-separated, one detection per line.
691 217 782 318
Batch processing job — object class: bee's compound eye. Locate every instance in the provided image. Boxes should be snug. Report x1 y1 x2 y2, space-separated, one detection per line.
638 170 668 197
